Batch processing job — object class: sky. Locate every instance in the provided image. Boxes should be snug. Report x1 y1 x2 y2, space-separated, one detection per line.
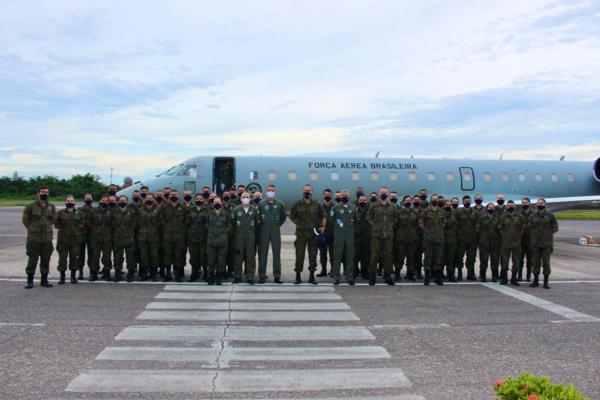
1 0 599 183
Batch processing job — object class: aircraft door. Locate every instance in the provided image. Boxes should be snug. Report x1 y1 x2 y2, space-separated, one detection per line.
459 167 475 191
213 157 235 196
184 180 196 194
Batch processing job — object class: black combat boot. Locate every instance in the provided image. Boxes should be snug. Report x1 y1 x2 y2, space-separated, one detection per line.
202 267 208 282
543 275 550 289
525 268 531 282
113 271 123 283
40 274 53 288
517 270 523 281
294 272 302 284
174 267 183 283
78 267 84 280
150 267 158 282
101 270 112 282
467 267 477 281
529 274 540 287
274 277 283 284
189 266 199 282
258 276 266 284
70 270 78 284
126 270 135 283
163 266 172 282
447 268 457 282
247 278 255 285
384 272 395 286
456 267 463 281
139 268 148 281
58 271 66 285
423 271 430 286
435 271 444 286
368 272 376 286
215 272 222 286
316 266 327 277
499 271 508 285
510 270 520 286
159 266 165 278
491 268 498 283
207 272 215 286
89 271 98 282
25 274 34 289
479 270 487 283
308 270 318 285
394 268 401 282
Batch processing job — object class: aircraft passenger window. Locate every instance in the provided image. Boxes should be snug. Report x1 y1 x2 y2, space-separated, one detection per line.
370 171 379 181
446 172 454 181
534 173 543 182
249 171 258 180
550 173 559 182
330 171 340 181
351 171 360 181
309 171 319 181
267 171 277 180
566 173 575 182
501 173 510 182
427 172 436 181
518 173 526 182
408 171 417 181
483 172 492 182
463 171 472 181
177 164 197 178
389 172 398 181
162 164 183 176
288 171 297 181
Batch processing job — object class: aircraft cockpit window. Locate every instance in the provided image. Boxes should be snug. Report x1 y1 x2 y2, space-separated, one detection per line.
446 172 455 181
551 173 559 182
288 171 298 181
462 171 472 181
351 171 360 181
268 171 277 180
427 172 436 181
518 173 526 182
389 172 399 181
309 171 319 181
501 173 510 182
566 173 575 182
161 164 184 176
330 171 340 181
483 172 492 182
370 171 379 181
177 164 197 178
534 173 543 182
250 171 258 180
408 171 417 181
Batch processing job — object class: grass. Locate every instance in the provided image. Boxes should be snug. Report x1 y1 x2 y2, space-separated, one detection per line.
555 209 600 220
0 197 62 207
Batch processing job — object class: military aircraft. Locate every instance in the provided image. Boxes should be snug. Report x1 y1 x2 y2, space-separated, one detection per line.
117 155 600 209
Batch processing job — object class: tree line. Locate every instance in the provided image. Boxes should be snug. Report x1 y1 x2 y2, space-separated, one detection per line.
0 173 111 199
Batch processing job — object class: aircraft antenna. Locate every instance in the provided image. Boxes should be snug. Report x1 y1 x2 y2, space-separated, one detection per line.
375 151 380 158
560 155 565 161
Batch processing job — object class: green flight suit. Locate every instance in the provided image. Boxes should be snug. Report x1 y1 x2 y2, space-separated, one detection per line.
22 201 56 276
207 209 231 276
187 204 209 276
290 199 325 272
519 207 534 279
367 202 398 275
330 203 357 281
224 202 236 274
419 208 446 274
112 206 138 273
456 207 479 279
395 206 419 278
477 212 500 279
55 208 83 272
354 203 371 277
443 208 458 278
529 210 558 276
231 205 259 280
138 205 161 277
258 199 287 280
77 203 94 274
498 211 525 278
90 206 113 274
159 203 187 273
319 200 336 272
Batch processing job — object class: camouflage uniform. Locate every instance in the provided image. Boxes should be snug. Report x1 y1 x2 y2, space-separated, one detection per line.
395 206 419 280
456 207 479 280
159 203 187 280
498 211 525 283
290 199 325 273
443 208 458 280
354 204 371 278
519 207 534 281
529 210 558 279
138 205 161 280
419 207 446 283
91 206 113 277
55 208 82 273
187 204 209 281
231 205 260 281
77 203 94 277
258 199 287 281
329 203 357 282
22 201 56 280
112 206 138 277
207 208 231 281
477 212 500 281
319 200 336 274
367 202 398 279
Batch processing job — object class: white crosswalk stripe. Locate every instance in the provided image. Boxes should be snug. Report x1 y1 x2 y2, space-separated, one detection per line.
156 291 342 300
146 301 351 310
137 310 361 321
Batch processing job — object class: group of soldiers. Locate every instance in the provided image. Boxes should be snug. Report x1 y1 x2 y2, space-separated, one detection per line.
22 183 558 290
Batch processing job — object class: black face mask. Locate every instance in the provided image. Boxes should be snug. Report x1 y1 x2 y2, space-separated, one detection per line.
65 203 75 208
170 196 179 203
324 196 332 202
537 205 546 211
404 202 411 208
370 197 377 203
475 199 483 205
421 194 427 201
101 203 108 208
223 196 231 202
522 204 530 210
444 206 451 211
145 200 154 206
464 202 471 208
487 209 495 214
390 198 398 204
335 198 341 203
437 200 445 207
230 194 237 200
380 194 388 201
341 197 349 203
253 198 261 204
413 202 420 208
452 203 459 209
196 200 203 206
155 196 163 203
507 207 515 213
119 202 127 208
202 192 210 199
303 192 312 199
184 195 192 202
213 203 222 210
84 199 93 205
39 193 49 201
359 202 367 207
108 202 116 208
140 192 147 199
497 199 505 205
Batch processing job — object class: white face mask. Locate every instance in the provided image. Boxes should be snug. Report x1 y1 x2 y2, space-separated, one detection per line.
266 191 275 199
242 198 250 205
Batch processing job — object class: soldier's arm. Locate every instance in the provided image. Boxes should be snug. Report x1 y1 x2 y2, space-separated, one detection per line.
290 202 298 224
53 211 61 229
551 213 559 233
418 213 425 231
367 207 374 225
22 205 32 228
279 202 287 226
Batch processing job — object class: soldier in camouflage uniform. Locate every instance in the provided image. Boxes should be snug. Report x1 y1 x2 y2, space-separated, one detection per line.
22 187 56 289
412 195 424 279
258 184 287 284
419 196 446 285
456 195 478 281
91 195 113 281
231 192 260 284
477 203 500 282
318 189 335 277
519 197 534 282
367 187 398 286
77 193 94 280
354 195 371 279
137 194 161 281
112 196 138 282
442 198 458 282
159 190 187 282
290 184 326 284
498 200 525 285
55 195 83 284
329 190 357 285
528 198 558 289
181 189 194 272
187 193 209 282
395 195 419 282
207 197 231 285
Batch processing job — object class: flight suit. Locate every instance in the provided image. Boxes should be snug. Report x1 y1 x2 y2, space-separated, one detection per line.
112 206 138 277
413 208 424 278
130 199 143 275
498 211 525 283
290 199 325 273
477 212 500 281
329 203 357 282
354 204 371 278
395 207 419 280
181 202 194 271
231 205 260 281
225 202 236 277
258 199 287 281
419 207 446 283
55 208 83 273
367 202 398 278
519 207 534 281
529 210 558 279
90 206 113 277
137 205 161 280
443 208 458 280
187 205 209 281
207 209 231 281
77 203 94 277
319 200 336 275
159 204 187 280
456 207 479 280
22 201 56 278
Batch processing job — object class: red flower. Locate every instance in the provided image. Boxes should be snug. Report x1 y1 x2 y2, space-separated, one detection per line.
494 380 503 388
528 396 539 400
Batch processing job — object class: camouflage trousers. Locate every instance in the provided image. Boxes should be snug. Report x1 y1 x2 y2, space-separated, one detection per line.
25 240 53 276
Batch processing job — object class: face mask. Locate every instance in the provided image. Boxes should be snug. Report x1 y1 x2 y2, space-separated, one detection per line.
452 203 459 209
341 197 349 203
380 194 388 201
238 191 244 196
202 192 210 199
356 191 364 198
155 196 163 203
475 199 483 205
84 199 93 205
145 200 154 206
359 202 367 207
140 192 147 199
444 206 451 211
335 197 341 203
230 194 237 200
507 207 515 213
370 197 377 203
65 203 75 208
390 198 398 204
497 199 505 205
253 198 261 204
324 195 332 202
170 196 179 203
266 191 275 199
463 202 471 208
537 205 546 210
108 202 116 208
242 198 250 205
40 193 49 201
101 203 108 208
421 195 427 201
487 209 495 214
223 195 231 201
195 200 203 206
119 202 127 208
437 200 445 207
132 197 140 203
303 192 312 199
184 195 192 202
214 203 222 209
413 202 420 208
522 204 530 210
404 202 411 208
